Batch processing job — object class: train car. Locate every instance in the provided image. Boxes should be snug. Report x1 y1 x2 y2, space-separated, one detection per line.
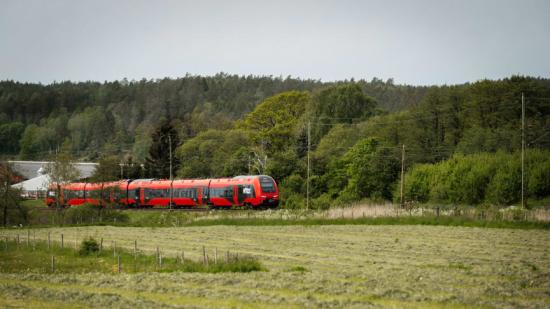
172 179 210 207
128 179 171 207
207 175 279 209
46 175 279 209
100 180 130 206
46 183 57 207
231 175 279 208
62 182 87 206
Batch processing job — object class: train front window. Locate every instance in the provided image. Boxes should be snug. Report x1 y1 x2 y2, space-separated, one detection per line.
260 177 276 193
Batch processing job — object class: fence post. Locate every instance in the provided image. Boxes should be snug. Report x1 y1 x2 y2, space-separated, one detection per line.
215 248 218 264
156 246 160 266
27 230 30 247
203 246 207 265
51 255 55 273
16 234 19 246
226 250 229 263
159 252 162 268
134 240 137 259
436 207 440 217
113 241 117 258
181 250 185 264
4 237 8 250
48 232 51 249
100 238 103 251
61 234 64 248
117 255 121 274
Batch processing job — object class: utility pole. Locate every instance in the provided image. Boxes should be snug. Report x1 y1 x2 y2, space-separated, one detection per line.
306 121 311 210
400 144 405 208
521 93 525 209
168 134 173 211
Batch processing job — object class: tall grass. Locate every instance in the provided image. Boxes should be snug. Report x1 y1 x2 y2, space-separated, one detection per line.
0 238 263 274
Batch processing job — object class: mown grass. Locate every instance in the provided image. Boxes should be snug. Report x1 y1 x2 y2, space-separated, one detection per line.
184 215 550 229
0 239 263 274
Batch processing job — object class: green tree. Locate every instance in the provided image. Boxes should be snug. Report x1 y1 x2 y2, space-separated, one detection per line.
90 156 121 182
0 163 25 227
339 138 400 201
43 141 81 213
239 91 309 152
144 122 180 179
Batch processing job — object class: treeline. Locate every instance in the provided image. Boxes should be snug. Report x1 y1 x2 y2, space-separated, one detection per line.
167 76 549 208
402 150 550 206
0 74 426 160
2 73 550 208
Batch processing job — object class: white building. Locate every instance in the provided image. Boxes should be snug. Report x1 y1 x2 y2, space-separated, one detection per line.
8 161 98 199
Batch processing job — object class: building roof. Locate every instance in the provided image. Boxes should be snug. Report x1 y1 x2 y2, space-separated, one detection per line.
8 161 98 180
11 174 51 191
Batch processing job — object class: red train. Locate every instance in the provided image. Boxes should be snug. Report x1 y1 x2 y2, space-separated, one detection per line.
46 175 279 209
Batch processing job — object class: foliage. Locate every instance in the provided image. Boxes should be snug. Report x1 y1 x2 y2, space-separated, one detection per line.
144 121 180 179
239 91 309 151
402 150 550 206
90 155 120 182
0 163 25 226
176 129 250 178
78 237 100 255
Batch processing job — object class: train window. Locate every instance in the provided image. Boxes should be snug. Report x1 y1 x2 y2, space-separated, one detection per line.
241 185 255 197
129 189 139 200
175 188 198 199
146 189 169 198
89 190 101 199
210 187 233 198
260 177 276 193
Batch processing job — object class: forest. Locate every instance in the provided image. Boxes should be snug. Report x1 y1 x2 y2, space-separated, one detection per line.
1 74 549 208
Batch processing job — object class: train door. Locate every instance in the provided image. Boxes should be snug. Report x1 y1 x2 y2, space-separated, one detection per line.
236 185 246 205
140 188 145 205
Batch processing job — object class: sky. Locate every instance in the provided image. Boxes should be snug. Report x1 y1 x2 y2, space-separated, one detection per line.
0 0 549 85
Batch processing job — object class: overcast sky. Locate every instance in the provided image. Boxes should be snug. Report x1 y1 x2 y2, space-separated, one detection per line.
1 0 549 85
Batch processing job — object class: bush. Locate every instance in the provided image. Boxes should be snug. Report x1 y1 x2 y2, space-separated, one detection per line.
283 194 304 209
311 193 332 210
63 204 129 225
401 150 550 206
79 237 99 255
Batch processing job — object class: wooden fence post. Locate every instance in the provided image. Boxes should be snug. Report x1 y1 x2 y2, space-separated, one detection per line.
51 256 55 272
156 246 160 266
118 255 121 273
100 238 103 251
181 250 184 264
215 248 218 264
61 234 64 248
27 230 30 247
134 240 137 259
436 207 440 217
113 241 117 258
226 250 229 263
48 232 51 249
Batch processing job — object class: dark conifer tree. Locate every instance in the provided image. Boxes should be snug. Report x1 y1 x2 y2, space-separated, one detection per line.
144 122 180 179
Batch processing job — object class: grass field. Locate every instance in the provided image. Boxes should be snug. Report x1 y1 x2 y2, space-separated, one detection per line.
1 225 549 308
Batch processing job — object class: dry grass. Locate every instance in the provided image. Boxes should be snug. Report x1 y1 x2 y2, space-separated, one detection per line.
1 225 549 308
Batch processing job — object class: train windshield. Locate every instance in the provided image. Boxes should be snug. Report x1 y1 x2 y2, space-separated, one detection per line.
259 177 276 193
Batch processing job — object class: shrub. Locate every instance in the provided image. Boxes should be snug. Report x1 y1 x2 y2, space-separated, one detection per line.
79 237 99 255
